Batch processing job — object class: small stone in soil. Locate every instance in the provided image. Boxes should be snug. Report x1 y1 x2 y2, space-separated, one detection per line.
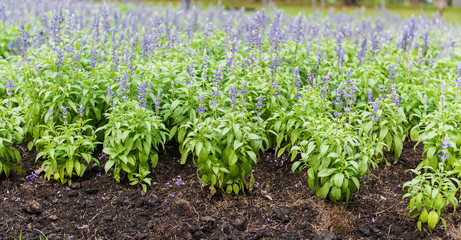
23 200 42 214
358 225 371 237
145 194 161 207
175 199 193 216
255 229 272 238
49 215 58 221
70 182 81 189
274 208 291 223
67 191 78 197
84 188 98 194
233 217 248 231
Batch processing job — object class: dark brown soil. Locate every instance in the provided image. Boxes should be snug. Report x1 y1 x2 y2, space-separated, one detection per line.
0 141 460 240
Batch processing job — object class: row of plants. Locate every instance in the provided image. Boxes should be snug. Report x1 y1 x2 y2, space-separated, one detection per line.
0 0 460 231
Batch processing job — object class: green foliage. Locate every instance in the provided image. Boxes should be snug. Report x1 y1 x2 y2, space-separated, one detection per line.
35 115 99 185
403 165 460 231
0 96 25 177
102 99 168 191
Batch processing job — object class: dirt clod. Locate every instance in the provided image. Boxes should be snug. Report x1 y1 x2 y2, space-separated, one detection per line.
145 194 161 207
233 217 248 231
23 200 42 215
175 199 193 216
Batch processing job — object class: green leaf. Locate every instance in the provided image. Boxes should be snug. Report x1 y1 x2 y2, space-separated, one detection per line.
334 173 344 188
66 159 74 178
233 140 244 151
319 144 329 156
419 209 428 223
417 220 422 231
427 210 439 229
318 182 331 199
330 186 341 202
105 160 115 173
233 123 242 141
180 152 188 164
351 177 360 191
318 168 335 177
307 141 316 155
379 127 388 140
292 161 302 172
426 146 436 159
233 183 239 195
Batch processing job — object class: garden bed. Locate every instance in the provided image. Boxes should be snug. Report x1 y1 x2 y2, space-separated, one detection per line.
1 141 458 240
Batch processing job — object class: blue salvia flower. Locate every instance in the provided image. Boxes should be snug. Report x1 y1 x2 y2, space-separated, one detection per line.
155 92 162 110
78 105 85 116
89 48 98 67
271 77 280 97
293 67 301 88
438 134 451 160
320 82 329 99
369 99 381 121
54 46 64 68
421 31 429 52
378 84 386 99
119 74 129 99
254 95 266 116
454 77 461 90
293 67 302 99
389 84 401 107
290 13 304 43
48 108 54 120
335 33 345 64
19 21 29 57
268 12 282 52
388 64 396 81
238 82 248 111
228 84 238 107
107 87 115 106
59 106 69 125
6 77 14 96
51 3 65 45
196 95 206 114
136 83 148 108
357 36 367 63
422 94 428 111
399 17 416 52
186 60 195 85
212 67 223 86
345 69 353 83
367 90 374 102
333 82 345 117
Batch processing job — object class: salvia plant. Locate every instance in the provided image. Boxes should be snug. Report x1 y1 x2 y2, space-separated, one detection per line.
403 135 460 231
0 0 461 231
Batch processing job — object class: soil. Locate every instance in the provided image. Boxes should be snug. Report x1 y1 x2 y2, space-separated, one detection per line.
1 141 460 240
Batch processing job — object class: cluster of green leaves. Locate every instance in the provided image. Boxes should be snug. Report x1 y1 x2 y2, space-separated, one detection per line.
403 163 460 231
292 117 374 203
35 115 99 185
102 98 168 192
0 95 24 177
412 102 461 170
